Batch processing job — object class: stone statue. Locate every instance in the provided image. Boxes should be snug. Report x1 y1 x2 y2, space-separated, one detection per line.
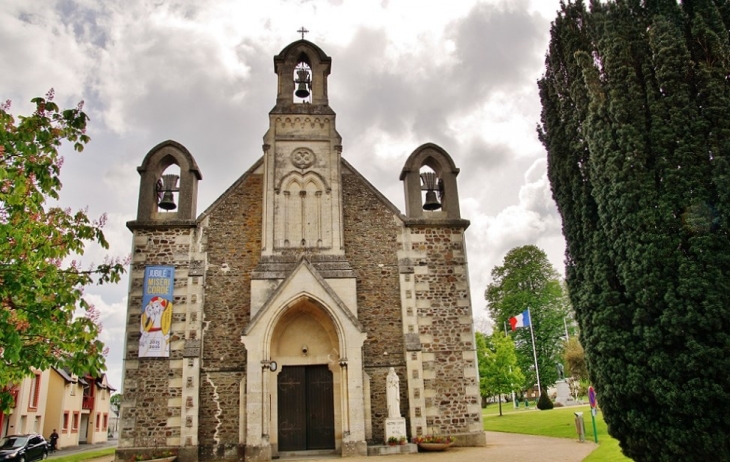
557 362 565 381
386 367 401 419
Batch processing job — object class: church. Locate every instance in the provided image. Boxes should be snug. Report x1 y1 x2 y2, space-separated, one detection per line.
118 38 485 462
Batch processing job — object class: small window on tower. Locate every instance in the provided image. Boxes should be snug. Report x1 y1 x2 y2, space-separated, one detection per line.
293 60 312 103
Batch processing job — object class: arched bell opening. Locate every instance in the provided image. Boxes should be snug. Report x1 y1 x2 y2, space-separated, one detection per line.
401 143 462 220
273 41 331 108
418 162 443 212
132 140 202 223
156 162 181 213
268 298 342 454
293 53 313 104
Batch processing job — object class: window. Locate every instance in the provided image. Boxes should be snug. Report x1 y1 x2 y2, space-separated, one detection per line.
103 413 108 431
28 374 41 410
72 412 80 433
63 412 69 432
70 383 75 396
95 413 100 431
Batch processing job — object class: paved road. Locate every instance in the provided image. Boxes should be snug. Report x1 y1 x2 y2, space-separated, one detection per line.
48 432 598 461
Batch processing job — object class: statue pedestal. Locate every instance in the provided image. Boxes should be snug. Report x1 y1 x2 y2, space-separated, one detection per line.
554 380 573 405
384 417 406 443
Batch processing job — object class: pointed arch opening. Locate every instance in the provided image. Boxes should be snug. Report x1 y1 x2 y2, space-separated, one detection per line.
293 53 313 104
268 296 341 453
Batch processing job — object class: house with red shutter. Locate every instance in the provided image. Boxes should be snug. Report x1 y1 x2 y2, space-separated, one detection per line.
0 368 115 449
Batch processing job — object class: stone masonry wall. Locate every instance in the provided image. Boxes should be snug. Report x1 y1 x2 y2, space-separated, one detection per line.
198 371 244 461
410 226 482 436
341 172 409 443
198 174 263 459
120 227 195 456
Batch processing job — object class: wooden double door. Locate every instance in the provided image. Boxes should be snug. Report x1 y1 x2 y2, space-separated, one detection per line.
277 365 335 451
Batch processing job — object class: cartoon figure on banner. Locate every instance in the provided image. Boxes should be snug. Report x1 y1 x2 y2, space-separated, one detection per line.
139 296 173 356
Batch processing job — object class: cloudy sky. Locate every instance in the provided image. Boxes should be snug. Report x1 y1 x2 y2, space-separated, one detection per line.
1 0 566 392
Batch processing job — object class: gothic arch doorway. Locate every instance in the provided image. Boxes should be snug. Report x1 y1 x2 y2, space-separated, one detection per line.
269 297 340 453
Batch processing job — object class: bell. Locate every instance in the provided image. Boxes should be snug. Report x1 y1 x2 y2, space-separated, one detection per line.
295 81 310 98
423 190 441 210
420 172 442 211
157 174 179 210
295 68 310 98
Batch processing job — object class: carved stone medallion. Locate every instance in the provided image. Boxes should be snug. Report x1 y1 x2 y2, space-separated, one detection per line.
291 148 315 169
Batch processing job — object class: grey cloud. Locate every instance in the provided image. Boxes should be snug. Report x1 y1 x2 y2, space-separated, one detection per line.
447 3 547 95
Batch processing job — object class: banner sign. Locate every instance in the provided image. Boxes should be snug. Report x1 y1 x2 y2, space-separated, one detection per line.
588 386 597 409
139 265 174 357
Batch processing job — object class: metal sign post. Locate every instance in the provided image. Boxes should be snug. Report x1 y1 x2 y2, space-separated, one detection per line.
588 386 598 443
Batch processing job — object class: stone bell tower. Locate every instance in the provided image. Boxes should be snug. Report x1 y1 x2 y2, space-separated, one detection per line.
260 39 343 257
242 39 367 461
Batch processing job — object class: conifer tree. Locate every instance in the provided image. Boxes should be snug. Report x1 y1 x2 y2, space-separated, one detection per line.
539 1 730 460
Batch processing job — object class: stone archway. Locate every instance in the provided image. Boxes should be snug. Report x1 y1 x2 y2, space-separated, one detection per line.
241 258 368 461
269 298 341 454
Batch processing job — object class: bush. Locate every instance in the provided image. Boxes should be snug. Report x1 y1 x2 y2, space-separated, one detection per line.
537 391 554 410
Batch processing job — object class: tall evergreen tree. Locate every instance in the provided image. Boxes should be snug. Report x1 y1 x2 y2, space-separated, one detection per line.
485 245 571 392
539 1 730 460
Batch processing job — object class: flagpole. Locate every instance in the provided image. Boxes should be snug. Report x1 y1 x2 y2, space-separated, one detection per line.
528 307 542 396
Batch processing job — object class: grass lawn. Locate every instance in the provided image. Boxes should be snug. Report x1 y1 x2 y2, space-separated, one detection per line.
483 403 632 462
49 447 115 462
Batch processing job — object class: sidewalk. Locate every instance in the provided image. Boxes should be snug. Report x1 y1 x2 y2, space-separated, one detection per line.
48 438 118 460
44 432 598 461
284 432 597 461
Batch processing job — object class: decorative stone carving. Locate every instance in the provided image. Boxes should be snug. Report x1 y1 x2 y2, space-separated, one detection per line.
291 148 315 169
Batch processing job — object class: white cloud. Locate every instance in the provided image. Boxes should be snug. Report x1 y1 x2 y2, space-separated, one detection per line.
83 293 128 390
464 158 564 318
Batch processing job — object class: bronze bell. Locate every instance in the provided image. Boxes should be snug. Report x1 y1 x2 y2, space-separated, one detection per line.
295 82 310 98
423 190 441 210
295 68 310 98
157 174 179 210
420 172 442 211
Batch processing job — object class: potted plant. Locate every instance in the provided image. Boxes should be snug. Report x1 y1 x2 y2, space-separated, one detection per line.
399 436 407 445
412 435 454 451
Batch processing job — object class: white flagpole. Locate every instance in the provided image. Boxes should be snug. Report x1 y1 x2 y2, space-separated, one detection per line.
528 307 542 396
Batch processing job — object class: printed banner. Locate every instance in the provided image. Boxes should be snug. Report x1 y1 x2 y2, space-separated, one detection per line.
139 265 174 357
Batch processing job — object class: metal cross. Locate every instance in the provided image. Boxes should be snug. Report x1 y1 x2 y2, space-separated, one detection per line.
297 27 309 40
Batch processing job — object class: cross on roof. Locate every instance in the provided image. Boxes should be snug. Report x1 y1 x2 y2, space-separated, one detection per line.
297 27 309 40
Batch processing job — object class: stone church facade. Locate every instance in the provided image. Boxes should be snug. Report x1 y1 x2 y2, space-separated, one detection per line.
118 39 485 462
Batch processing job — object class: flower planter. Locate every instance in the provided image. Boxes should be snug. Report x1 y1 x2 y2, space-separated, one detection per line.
418 442 453 451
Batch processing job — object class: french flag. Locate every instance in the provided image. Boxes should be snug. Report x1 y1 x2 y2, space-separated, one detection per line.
509 310 531 330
